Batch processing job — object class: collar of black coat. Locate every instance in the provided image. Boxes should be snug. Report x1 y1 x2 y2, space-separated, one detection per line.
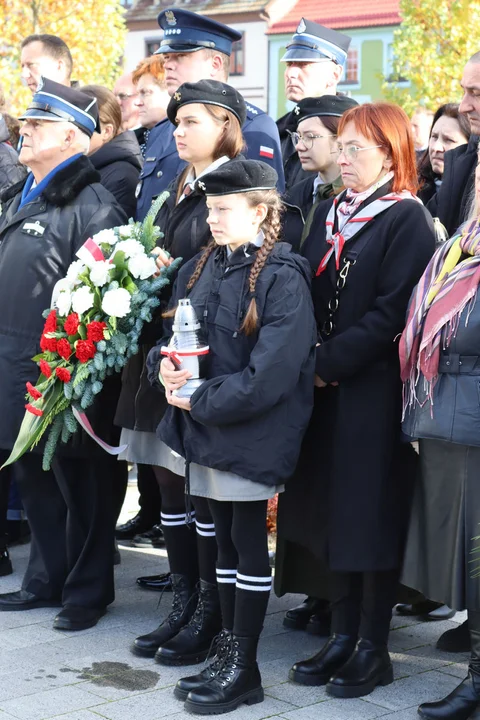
1 154 100 208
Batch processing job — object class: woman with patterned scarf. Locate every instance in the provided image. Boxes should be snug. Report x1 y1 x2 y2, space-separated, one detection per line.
276 102 435 699
400 161 480 720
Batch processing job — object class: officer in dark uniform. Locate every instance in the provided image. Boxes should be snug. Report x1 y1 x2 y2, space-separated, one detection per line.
276 18 351 190
135 7 284 221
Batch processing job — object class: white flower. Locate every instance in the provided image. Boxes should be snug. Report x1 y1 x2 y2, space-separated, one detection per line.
55 288 72 316
66 259 86 286
71 286 94 315
93 228 118 246
128 253 157 280
89 260 113 287
114 239 144 259
117 225 134 239
102 288 131 318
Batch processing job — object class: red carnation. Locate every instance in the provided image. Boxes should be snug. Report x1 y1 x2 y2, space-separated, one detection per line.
43 310 57 334
86 321 107 343
39 360 52 378
55 367 72 383
63 312 80 336
40 334 57 353
25 403 43 417
57 338 73 360
26 382 42 400
75 339 96 363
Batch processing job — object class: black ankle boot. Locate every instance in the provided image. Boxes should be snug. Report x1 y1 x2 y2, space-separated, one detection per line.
131 574 196 657
437 620 470 653
174 629 233 700
155 579 222 666
326 638 393 698
0 548 12 577
418 670 480 719
289 633 356 686
184 634 264 715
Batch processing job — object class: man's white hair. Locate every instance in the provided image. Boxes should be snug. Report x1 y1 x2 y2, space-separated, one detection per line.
52 120 90 154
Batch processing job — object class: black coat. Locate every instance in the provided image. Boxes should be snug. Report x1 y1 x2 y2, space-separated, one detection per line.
426 135 478 235
89 131 142 220
277 188 436 571
148 242 317 487
0 155 127 453
282 176 343 252
114 168 228 433
277 112 315 190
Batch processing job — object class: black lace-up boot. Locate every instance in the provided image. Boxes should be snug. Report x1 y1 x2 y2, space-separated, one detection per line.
131 574 196 657
184 634 264 714
155 579 222 666
174 629 233 700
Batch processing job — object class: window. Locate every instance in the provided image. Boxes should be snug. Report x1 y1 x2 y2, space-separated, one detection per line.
230 33 244 76
146 39 161 56
385 43 409 84
340 48 359 85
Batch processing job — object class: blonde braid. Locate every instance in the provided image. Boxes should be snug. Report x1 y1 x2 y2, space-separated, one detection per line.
241 190 283 335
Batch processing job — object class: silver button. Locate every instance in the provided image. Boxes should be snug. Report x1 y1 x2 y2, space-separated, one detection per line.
156 171 163 178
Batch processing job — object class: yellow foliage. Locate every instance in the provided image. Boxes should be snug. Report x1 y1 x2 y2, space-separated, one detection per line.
383 0 480 114
0 0 126 114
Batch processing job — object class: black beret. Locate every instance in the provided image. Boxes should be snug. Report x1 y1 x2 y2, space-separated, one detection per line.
167 79 246 126
293 94 358 127
19 77 100 137
195 159 278 196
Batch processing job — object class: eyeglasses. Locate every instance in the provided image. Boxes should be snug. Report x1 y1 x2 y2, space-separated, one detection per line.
334 144 383 161
115 92 138 102
291 131 335 150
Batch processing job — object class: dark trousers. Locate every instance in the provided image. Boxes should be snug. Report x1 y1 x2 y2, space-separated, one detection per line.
0 463 11 548
6 450 127 608
330 569 399 646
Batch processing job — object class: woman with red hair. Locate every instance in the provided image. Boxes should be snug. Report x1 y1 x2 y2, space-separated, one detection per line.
276 102 435 698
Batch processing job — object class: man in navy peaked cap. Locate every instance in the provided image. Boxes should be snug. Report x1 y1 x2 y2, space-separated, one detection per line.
134 6 284 222
0 78 127 631
277 18 352 189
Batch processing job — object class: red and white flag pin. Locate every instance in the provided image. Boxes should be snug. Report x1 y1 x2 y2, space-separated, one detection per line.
259 145 274 159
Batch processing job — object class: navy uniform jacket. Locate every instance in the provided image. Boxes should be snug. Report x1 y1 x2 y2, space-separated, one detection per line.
135 102 285 221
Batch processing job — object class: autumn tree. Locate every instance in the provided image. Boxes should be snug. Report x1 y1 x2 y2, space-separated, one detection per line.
383 0 480 114
0 0 126 114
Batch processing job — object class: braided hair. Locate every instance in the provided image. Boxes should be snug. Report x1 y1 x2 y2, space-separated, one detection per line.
163 189 283 333
240 189 282 335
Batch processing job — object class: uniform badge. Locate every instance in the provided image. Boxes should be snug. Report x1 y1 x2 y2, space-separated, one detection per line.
21 220 47 237
174 91 182 101
296 18 306 33
197 180 206 191
165 9 177 25
293 105 300 115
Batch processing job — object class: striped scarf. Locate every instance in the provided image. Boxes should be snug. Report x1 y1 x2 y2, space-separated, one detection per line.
400 218 480 409
316 185 418 276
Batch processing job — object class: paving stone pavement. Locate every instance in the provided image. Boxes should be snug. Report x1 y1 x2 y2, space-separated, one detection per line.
0 484 469 720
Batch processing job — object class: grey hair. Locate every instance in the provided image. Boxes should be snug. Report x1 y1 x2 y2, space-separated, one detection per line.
468 51 480 64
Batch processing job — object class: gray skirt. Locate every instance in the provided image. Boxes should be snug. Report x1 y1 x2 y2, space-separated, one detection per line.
401 438 480 611
118 428 282 502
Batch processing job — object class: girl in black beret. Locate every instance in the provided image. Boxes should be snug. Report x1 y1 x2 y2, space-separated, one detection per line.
147 159 316 714
116 80 246 664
